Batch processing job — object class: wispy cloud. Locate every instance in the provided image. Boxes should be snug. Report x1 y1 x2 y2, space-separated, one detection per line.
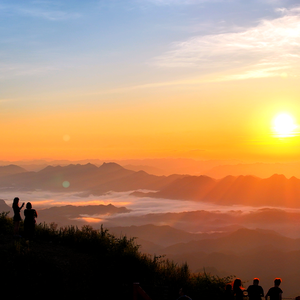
153 6 300 80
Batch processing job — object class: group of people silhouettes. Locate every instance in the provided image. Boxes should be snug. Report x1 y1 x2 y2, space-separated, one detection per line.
225 277 283 300
12 197 38 239
176 278 283 300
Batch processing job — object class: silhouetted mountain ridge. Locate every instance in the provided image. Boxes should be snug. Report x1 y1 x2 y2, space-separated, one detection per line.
161 228 300 255
0 199 13 215
37 204 130 227
0 162 187 194
137 173 300 207
0 164 27 177
108 224 228 247
40 204 130 217
2 163 300 207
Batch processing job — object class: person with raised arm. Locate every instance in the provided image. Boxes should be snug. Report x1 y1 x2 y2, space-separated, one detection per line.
12 197 25 237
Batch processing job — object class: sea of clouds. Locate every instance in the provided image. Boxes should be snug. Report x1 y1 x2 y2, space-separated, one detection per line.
3 190 300 237
1 189 267 214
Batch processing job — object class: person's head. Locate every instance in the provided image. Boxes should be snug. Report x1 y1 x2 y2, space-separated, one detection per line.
274 278 282 286
233 278 242 291
179 287 187 296
26 202 32 209
13 197 19 205
253 278 259 285
225 283 232 292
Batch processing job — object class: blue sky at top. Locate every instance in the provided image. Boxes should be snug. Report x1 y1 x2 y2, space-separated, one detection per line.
1 0 299 87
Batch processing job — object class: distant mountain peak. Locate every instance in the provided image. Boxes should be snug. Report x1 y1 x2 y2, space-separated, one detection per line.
271 173 286 178
99 162 126 171
39 163 98 173
0 164 27 175
228 227 282 239
39 165 61 173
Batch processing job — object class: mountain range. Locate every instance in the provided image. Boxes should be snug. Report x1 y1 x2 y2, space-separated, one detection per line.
2 163 300 208
0 163 184 194
3 158 300 178
134 173 300 207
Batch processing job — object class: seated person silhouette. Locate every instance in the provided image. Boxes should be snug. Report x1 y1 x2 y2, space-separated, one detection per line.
224 283 234 300
247 278 264 300
177 287 192 300
265 278 282 300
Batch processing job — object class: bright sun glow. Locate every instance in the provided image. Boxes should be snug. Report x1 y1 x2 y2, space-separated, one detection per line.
272 113 298 138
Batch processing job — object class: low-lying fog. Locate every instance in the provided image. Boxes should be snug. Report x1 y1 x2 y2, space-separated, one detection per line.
1 189 258 212
2 190 289 212
2 190 300 237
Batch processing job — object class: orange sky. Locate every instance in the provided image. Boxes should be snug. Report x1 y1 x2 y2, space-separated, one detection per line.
2 1 300 163
2 77 300 162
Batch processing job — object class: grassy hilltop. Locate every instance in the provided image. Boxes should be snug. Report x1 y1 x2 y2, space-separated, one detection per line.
0 212 231 300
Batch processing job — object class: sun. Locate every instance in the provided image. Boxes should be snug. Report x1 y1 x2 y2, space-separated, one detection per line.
272 113 298 138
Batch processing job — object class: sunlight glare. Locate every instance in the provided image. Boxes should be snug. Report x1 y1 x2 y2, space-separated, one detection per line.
272 113 298 138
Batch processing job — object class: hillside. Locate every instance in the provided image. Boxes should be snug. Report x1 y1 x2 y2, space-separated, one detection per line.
2 205 300 297
105 226 300 298
0 213 229 300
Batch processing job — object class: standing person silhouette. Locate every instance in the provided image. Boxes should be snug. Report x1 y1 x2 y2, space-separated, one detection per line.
12 197 25 237
247 278 264 300
265 278 282 300
233 278 244 300
24 202 38 240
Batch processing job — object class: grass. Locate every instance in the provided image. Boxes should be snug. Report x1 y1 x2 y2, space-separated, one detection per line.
0 212 233 300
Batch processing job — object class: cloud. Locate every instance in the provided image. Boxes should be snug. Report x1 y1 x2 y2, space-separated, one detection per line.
152 6 300 80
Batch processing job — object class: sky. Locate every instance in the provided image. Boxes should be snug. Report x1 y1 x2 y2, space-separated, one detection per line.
1 0 300 162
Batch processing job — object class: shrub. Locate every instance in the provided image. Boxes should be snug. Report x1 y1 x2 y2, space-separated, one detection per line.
0 211 231 300
0 211 13 234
